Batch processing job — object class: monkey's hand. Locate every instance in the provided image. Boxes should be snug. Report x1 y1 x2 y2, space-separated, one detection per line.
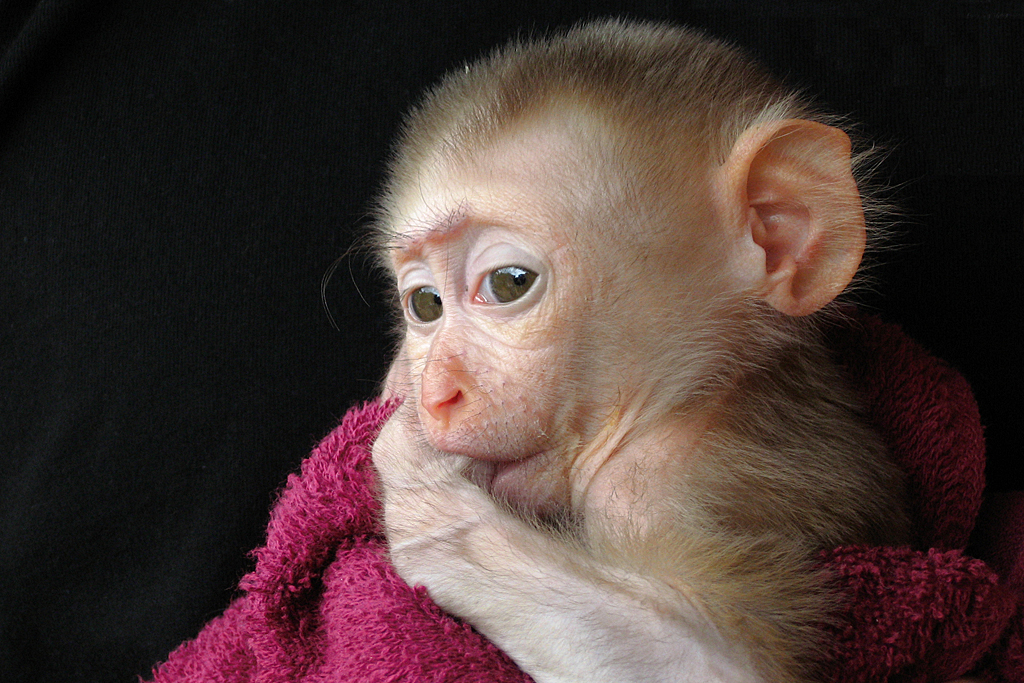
371 408 761 683
371 407 481 557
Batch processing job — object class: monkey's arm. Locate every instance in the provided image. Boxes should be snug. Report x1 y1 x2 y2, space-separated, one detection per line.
371 413 762 683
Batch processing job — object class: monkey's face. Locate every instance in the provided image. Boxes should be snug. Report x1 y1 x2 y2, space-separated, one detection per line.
383 121 630 514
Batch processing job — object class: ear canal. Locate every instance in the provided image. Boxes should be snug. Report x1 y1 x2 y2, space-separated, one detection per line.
725 119 866 316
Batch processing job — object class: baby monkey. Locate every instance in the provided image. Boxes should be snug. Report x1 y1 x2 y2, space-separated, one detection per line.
371 19 909 683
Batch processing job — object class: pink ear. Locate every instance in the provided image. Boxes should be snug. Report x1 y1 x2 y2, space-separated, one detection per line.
719 119 866 316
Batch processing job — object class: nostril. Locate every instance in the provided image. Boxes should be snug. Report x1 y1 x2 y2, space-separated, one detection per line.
422 386 465 426
439 389 464 411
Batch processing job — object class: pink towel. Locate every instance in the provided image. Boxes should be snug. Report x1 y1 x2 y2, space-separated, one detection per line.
148 313 1024 682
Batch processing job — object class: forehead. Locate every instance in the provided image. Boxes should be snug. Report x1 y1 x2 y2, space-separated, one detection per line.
385 113 613 261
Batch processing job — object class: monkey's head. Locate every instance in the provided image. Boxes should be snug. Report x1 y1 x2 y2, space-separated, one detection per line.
374 20 870 519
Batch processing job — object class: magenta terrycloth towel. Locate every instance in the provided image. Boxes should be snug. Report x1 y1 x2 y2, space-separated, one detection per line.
148 314 1024 683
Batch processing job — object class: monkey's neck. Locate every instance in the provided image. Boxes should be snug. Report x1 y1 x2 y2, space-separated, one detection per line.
571 335 910 550
691 338 912 549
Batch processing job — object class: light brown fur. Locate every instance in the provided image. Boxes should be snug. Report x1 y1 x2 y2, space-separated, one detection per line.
371 19 910 683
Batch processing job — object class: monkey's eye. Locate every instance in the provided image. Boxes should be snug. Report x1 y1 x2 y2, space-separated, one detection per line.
407 285 443 322
482 266 537 304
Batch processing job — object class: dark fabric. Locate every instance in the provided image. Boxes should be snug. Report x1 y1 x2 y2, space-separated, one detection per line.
2 2 1021 682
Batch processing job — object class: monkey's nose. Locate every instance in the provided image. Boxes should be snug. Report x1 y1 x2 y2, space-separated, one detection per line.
419 364 469 428
421 386 466 427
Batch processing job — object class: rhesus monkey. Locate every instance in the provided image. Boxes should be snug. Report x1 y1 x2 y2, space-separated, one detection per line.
371 19 910 683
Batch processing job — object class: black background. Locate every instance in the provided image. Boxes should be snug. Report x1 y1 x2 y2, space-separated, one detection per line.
2 1 1021 681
